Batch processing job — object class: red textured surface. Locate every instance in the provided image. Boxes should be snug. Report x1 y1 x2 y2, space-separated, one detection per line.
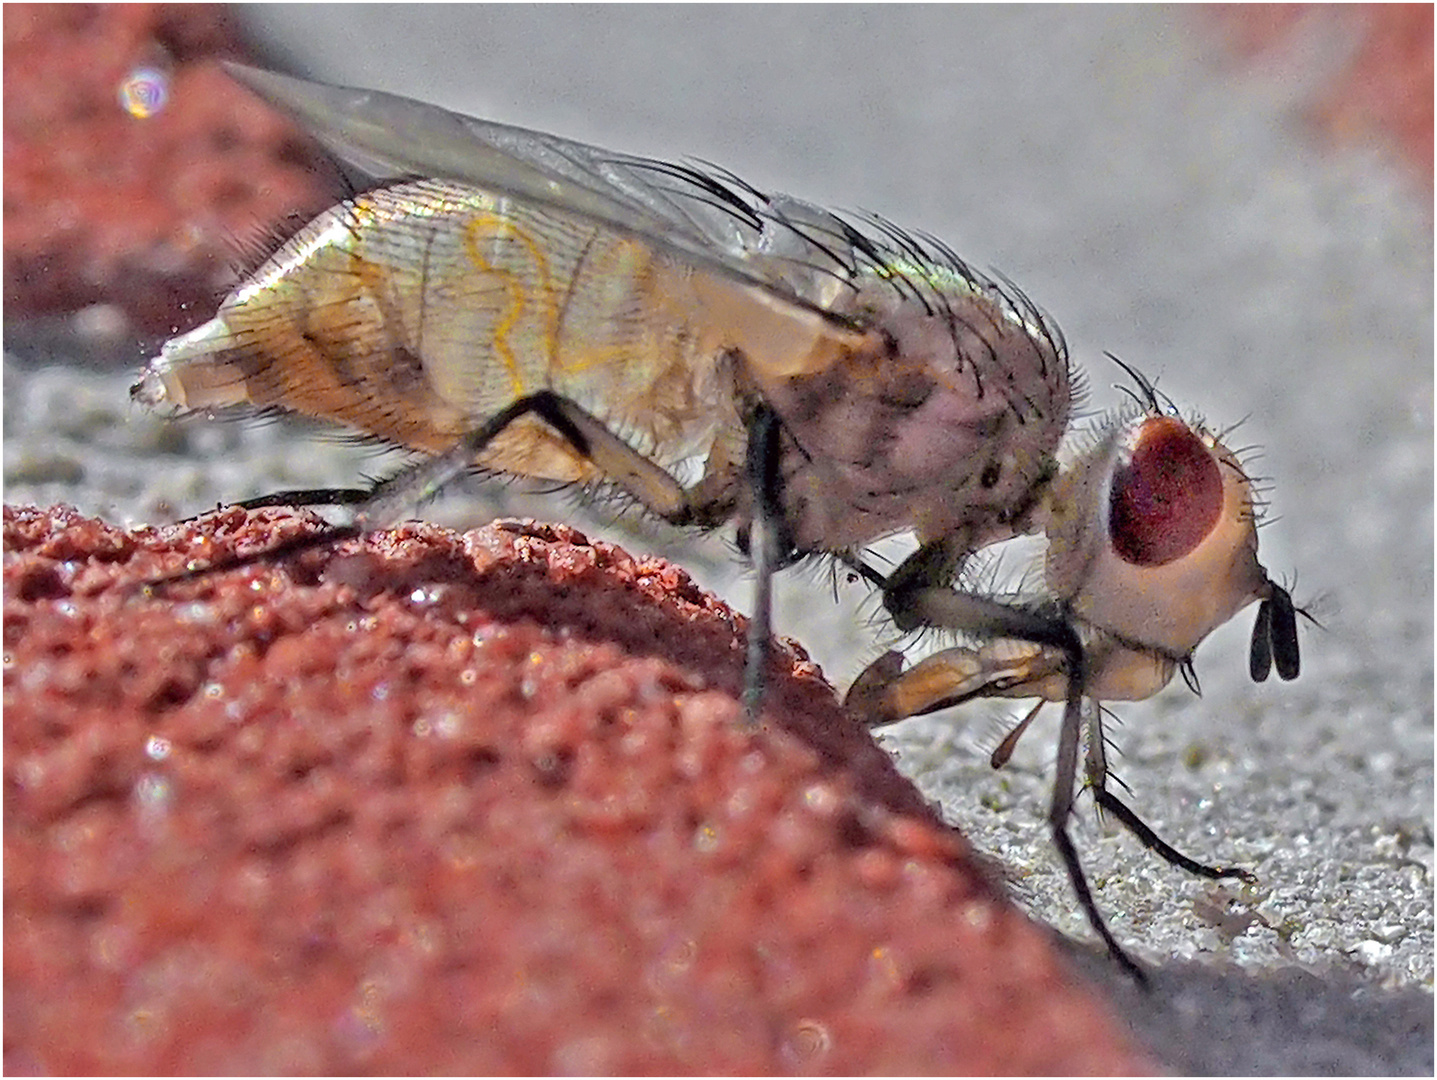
3 4 338 334
1202 3 1434 187
3 505 1157 1074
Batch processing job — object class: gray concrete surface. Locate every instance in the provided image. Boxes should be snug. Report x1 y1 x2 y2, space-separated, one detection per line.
6 7 1431 1074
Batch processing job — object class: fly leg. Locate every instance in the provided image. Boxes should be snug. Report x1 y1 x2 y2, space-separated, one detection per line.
167 485 372 524
233 487 374 511
146 391 792 719
145 394 555 584
1045 664 1153 985
149 391 705 584
738 403 794 722
1084 706 1257 885
868 543 1151 984
352 391 704 530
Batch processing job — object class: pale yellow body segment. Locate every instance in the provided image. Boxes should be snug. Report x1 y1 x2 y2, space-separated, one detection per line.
137 179 745 482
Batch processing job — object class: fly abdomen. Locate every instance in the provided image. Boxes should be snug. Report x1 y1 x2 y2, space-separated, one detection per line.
133 179 737 483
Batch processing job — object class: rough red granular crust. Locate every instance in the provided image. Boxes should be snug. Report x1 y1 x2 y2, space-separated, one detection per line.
1201 4 1434 188
3 4 338 335
3 505 1155 1074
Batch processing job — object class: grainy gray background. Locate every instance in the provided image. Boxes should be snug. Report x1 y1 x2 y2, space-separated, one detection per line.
5 7 1431 1073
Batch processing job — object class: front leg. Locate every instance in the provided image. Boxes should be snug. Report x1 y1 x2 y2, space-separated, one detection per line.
848 550 1159 983
849 535 1083 725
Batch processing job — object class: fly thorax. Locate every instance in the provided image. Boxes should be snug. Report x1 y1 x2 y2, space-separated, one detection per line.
1043 414 1270 658
861 281 1071 546
760 282 1069 550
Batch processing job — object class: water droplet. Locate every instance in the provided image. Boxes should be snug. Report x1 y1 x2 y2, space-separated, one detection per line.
134 772 172 815
782 1018 831 1066
118 67 169 118
434 712 461 738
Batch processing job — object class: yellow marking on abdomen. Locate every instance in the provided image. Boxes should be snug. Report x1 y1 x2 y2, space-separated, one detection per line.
462 213 561 399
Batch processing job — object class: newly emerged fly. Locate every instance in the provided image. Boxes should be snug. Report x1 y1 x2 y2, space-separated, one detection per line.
134 65 1303 982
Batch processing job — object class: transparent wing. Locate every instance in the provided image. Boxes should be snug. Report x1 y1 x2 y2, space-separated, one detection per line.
226 65 876 334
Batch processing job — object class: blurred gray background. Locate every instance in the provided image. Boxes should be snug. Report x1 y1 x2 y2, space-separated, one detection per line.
5 7 1431 1073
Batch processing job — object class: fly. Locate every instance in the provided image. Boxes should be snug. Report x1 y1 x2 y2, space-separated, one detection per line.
133 65 1303 983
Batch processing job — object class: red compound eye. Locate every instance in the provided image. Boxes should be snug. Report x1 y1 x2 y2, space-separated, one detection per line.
1108 416 1223 567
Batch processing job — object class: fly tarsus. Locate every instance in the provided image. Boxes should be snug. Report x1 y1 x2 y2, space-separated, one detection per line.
1050 820 1150 988
236 487 374 511
1093 787 1258 884
140 521 362 592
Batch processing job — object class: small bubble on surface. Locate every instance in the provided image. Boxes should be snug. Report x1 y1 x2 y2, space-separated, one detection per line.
133 772 173 815
781 1018 832 1068
118 66 168 118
